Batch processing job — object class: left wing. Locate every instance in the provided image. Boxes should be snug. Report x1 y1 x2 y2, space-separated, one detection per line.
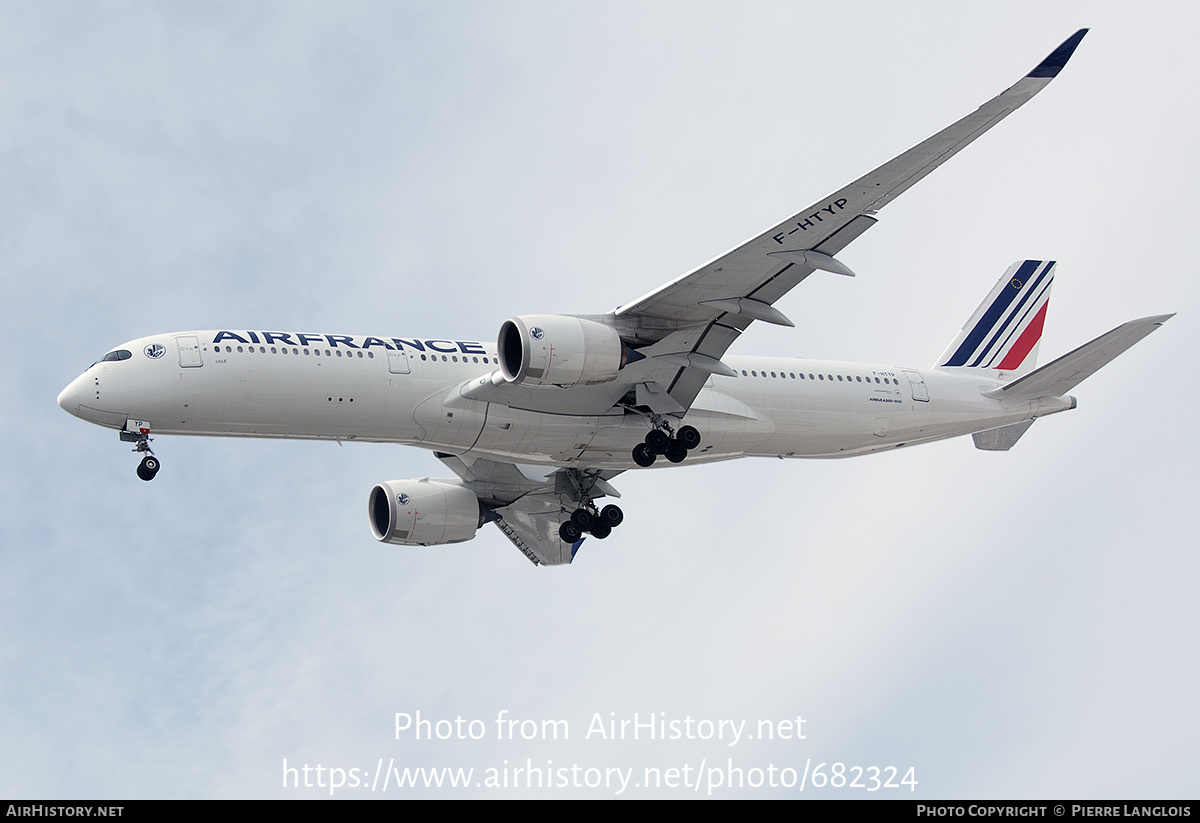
436 453 621 566
463 30 1089 419
609 29 1089 411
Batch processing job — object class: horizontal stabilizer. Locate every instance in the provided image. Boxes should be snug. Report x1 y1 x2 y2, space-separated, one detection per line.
986 315 1173 401
973 420 1035 451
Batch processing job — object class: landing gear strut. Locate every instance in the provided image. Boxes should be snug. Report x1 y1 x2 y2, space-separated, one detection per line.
632 422 701 468
120 427 160 481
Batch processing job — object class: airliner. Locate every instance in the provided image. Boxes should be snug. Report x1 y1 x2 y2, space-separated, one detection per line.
56 30 1171 566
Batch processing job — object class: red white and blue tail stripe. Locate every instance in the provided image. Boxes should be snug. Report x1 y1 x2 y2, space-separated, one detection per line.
935 260 1055 380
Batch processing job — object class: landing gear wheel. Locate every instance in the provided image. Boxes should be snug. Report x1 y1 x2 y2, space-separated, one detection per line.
632 443 656 467
600 504 624 528
645 429 671 454
136 455 160 482
559 522 582 543
677 425 702 450
570 508 595 532
665 443 687 463
590 524 612 540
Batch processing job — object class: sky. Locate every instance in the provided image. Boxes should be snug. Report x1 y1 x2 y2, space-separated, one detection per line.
2 0 1197 799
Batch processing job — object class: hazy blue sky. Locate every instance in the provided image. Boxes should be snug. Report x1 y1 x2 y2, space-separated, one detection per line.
3 1 1196 798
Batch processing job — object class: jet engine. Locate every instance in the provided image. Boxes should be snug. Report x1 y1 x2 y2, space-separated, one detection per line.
368 478 481 546
498 314 623 387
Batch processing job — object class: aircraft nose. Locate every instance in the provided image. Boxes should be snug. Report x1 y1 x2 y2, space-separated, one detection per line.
57 379 80 417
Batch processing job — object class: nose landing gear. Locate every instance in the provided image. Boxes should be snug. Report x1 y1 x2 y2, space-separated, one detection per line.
120 424 160 481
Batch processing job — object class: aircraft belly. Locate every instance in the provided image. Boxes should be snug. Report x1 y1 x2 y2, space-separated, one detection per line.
467 406 617 465
715 363 1010 458
141 352 427 441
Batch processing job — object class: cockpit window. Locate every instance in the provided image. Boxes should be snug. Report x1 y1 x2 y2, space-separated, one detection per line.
101 350 132 362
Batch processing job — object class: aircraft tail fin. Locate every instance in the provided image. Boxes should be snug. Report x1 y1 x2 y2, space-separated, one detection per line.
935 260 1056 381
984 314 1173 402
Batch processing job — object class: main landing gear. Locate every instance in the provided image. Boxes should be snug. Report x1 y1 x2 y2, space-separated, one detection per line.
632 423 701 467
556 468 624 544
559 502 624 544
120 427 160 481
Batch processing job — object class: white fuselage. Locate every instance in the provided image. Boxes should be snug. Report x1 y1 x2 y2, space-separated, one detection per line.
57 331 1072 469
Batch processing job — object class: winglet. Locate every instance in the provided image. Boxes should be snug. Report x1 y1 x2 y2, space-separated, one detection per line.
1027 29 1089 78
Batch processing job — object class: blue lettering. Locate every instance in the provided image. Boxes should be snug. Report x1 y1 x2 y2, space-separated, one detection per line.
458 341 486 355
213 331 250 344
391 338 426 352
360 337 394 350
326 334 358 349
425 339 456 353
247 331 261 344
296 333 325 347
262 332 296 346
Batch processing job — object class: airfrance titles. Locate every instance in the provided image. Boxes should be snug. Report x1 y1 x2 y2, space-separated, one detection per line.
212 331 489 355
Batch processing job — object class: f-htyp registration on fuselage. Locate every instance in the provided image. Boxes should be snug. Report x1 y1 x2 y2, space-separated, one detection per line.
58 30 1171 566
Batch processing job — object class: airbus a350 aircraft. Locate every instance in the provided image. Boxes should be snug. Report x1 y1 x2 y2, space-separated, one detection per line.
57 30 1171 566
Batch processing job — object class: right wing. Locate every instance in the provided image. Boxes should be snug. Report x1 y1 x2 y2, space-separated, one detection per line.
436 452 621 566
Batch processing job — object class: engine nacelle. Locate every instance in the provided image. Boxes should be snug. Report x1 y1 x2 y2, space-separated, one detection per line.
368 478 481 546
498 314 623 387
